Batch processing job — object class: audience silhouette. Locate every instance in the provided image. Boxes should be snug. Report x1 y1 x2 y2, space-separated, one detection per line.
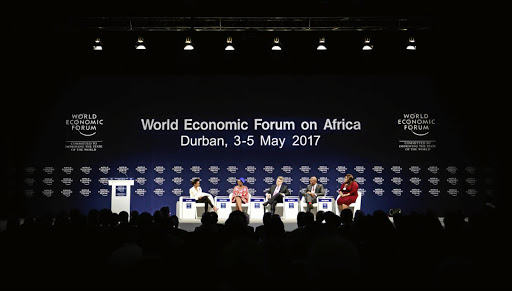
0 204 504 289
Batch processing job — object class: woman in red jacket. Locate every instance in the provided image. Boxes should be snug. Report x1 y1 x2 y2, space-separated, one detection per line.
337 174 359 213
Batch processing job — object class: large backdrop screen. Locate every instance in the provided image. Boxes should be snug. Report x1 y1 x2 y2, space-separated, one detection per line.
20 74 494 216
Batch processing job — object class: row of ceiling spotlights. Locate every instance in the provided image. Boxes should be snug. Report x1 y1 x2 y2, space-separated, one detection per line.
92 36 418 51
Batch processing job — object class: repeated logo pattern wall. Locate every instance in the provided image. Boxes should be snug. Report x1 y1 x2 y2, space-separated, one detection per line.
22 162 494 214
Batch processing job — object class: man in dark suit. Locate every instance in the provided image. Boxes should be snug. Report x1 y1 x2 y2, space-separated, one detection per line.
303 176 325 212
263 176 290 215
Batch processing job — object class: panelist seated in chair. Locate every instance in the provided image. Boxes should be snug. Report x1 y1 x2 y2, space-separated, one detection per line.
337 174 359 213
189 178 218 213
303 176 326 212
231 177 249 212
262 176 290 215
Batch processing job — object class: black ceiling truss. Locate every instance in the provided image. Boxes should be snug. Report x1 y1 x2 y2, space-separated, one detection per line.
74 16 432 32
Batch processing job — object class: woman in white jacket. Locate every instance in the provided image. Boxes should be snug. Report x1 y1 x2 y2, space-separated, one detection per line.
190 178 218 212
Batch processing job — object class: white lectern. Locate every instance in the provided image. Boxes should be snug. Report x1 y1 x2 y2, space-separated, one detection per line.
108 178 134 214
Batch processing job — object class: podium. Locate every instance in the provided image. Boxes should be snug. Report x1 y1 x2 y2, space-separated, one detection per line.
283 196 299 220
108 178 134 214
249 197 265 219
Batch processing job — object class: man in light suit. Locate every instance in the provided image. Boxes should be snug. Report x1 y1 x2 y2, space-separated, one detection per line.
303 176 325 212
263 176 290 215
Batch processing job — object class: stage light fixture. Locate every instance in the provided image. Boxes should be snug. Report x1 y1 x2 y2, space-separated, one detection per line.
92 38 103 51
317 37 327 50
184 37 194 50
225 37 235 51
362 37 373 51
406 37 417 50
135 37 146 50
271 37 282 51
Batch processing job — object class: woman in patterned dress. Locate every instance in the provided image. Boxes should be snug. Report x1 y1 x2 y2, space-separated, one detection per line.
231 177 249 211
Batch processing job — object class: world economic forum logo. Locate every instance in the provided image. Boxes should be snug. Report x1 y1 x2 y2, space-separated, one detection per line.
80 189 91 197
245 166 256 173
446 166 458 174
397 113 435 136
43 166 55 174
428 177 440 185
466 178 477 185
80 166 92 174
172 177 183 185
172 188 183 196
61 178 73 186
410 189 422 196
466 189 477 196
373 188 384 196
80 178 91 185
154 177 165 185
373 177 384 185
246 177 256 185
154 166 165 174
318 166 329 174
281 166 293 173
190 166 202 174
429 189 440 196
61 189 72 197
42 189 53 197
66 113 104 137
428 166 439 174
392 189 403 196
209 166 220 173
208 177 219 185
136 166 147 174
117 166 128 175
227 166 238 173
410 177 421 185
447 189 458 196
135 189 146 196
99 166 110 174
42 178 53 186
391 177 403 185
136 177 147 185
98 189 109 196
299 166 311 173
62 167 73 174
372 166 384 174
